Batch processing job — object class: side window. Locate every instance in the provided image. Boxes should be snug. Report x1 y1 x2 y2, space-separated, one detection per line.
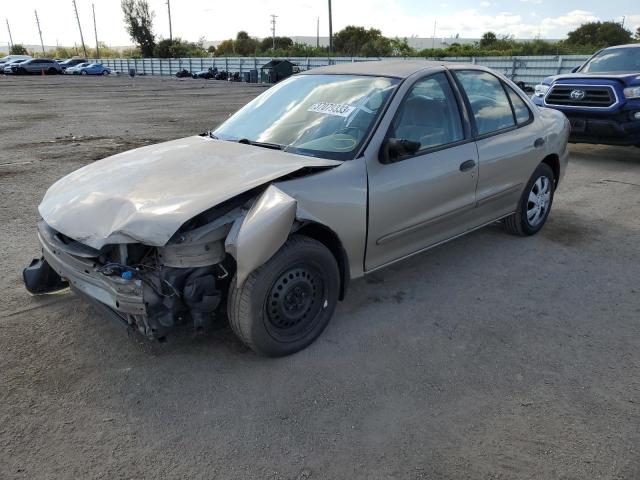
390 72 464 151
455 70 515 136
505 85 533 125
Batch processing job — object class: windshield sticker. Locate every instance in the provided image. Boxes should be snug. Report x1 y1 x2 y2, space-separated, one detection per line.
308 102 356 117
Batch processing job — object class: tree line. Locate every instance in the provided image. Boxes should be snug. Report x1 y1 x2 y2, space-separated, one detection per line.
8 0 640 59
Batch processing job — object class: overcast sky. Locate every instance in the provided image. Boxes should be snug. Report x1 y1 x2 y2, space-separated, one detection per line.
3 0 639 48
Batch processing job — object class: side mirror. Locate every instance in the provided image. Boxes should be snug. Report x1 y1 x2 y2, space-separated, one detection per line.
571 66 580 73
380 138 421 164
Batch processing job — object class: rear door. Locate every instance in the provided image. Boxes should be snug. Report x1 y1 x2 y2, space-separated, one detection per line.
365 71 479 270
451 69 542 223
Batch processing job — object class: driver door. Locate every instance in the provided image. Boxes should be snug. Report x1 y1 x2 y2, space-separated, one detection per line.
365 72 479 271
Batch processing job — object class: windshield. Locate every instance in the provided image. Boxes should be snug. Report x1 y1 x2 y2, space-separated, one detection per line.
581 47 640 73
213 74 399 160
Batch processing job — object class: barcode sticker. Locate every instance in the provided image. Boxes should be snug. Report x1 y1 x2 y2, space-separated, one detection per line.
307 102 356 117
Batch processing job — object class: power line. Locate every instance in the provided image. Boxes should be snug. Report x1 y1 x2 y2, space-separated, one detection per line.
35 10 45 54
72 0 88 58
167 0 172 42
270 14 277 50
92 3 99 58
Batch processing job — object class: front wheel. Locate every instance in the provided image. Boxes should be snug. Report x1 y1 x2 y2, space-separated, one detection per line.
102 70 109 76
227 235 340 356
81 70 87 75
504 162 555 236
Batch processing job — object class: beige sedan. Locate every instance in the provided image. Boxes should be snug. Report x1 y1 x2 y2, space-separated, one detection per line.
25 61 570 356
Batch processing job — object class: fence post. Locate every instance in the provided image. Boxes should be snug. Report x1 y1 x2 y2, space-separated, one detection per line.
150 59 154 75
556 56 563 74
471 57 476 65
189 58 192 71
225 57 228 72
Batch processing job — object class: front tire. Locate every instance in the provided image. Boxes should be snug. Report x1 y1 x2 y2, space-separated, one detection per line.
504 162 555 236
81 70 87 75
227 235 340 357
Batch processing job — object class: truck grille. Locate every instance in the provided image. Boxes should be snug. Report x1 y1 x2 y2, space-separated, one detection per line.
545 85 616 108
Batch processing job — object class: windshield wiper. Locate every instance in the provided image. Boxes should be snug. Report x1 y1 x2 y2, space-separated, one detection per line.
237 138 284 150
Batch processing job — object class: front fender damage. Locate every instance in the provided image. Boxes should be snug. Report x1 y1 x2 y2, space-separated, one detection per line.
224 185 297 286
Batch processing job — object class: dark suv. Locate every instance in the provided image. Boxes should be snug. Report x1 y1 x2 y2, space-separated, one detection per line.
58 57 88 71
532 44 640 147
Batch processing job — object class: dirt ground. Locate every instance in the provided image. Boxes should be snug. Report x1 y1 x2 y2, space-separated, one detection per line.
1 75 639 480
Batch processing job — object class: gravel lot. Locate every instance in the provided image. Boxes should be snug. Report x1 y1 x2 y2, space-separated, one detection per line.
1 75 639 480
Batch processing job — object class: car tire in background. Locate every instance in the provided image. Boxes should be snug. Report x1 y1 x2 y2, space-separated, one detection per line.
504 162 555 236
102 71 109 76
81 70 87 75
18 67 26 75
47 67 58 75
227 235 340 357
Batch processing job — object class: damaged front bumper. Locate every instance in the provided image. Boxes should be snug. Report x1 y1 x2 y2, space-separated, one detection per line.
28 220 226 339
35 221 147 314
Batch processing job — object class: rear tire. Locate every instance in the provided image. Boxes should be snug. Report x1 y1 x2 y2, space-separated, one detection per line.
504 162 555 236
227 235 340 357
81 70 87 75
102 70 109 76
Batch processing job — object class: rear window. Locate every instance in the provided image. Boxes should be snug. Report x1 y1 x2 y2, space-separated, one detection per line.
505 86 533 125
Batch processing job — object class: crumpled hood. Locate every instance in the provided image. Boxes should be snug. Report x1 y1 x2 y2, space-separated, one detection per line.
39 136 340 249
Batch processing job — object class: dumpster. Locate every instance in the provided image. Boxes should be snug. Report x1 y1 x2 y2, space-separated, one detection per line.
260 59 299 84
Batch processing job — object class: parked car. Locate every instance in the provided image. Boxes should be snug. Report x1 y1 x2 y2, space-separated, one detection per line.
532 43 640 147
192 67 218 79
3 58 30 74
0 54 31 68
76 63 111 75
24 61 569 356
58 57 88 71
13 58 62 75
64 62 91 74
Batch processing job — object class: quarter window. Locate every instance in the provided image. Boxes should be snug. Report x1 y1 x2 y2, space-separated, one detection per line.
390 72 464 151
455 70 516 136
506 85 533 125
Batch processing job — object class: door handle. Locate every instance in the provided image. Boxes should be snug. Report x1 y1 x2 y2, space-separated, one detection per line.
459 159 476 172
534 137 546 148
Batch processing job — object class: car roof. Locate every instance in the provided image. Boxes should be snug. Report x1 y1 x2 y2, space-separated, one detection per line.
300 60 473 78
602 43 640 50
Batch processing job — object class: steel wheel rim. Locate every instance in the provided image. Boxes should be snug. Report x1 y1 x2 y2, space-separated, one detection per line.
264 265 325 342
526 175 551 227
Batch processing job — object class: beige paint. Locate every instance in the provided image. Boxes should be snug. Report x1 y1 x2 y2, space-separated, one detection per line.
225 185 297 285
38 135 340 249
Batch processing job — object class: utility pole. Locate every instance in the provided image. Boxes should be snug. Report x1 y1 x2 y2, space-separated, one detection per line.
166 0 173 42
35 10 45 54
270 14 277 50
6 19 13 50
92 4 99 58
72 0 88 58
328 0 333 55
432 20 436 50
316 17 319 48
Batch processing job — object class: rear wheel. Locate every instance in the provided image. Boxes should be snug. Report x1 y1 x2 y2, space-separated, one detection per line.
227 235 339 357
102 70 109 76
504 162 555 236
81 70 87 75
47 67 57 75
